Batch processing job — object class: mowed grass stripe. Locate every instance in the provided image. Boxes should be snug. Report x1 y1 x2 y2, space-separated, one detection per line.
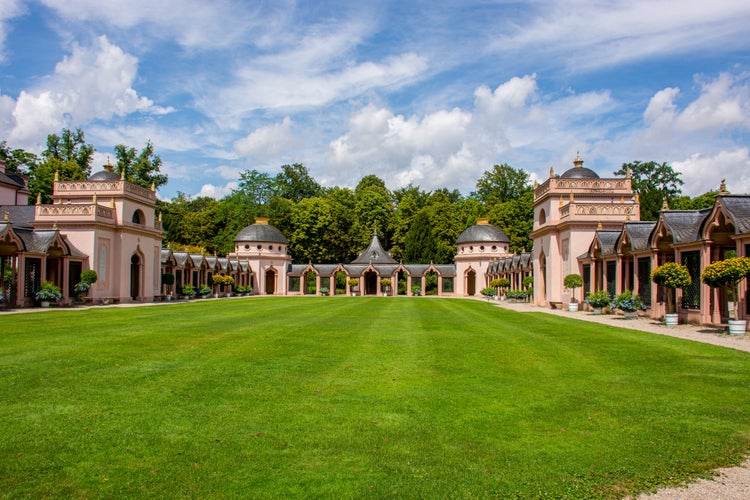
1 297 749 498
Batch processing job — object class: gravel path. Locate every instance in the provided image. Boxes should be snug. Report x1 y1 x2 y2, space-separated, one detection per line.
492 299 750 499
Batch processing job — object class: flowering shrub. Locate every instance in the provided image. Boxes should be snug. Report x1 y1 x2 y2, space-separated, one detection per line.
611 290 646 312
35 281 62 302
235 285 252 294
319 286 330 294
585 290 611 308
181 284 196 296
506 289 528 300
480 287 495 297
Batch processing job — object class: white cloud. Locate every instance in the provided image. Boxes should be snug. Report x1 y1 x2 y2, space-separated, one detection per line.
197 182 237 199
3 36 167 148
673 149 750 196
496 0 750 72
234 117 296 158
39 0 266 49
325 74 617 192
0 0 24 63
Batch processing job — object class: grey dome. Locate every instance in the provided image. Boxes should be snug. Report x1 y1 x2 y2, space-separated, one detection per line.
456 222 509 244
88 169 121 181
560 167 600 179
235 221 287 243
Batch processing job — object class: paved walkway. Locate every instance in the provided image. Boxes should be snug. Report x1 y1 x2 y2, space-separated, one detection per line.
490 298 750 353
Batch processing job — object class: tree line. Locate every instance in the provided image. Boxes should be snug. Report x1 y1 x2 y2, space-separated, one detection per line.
2 128 721 265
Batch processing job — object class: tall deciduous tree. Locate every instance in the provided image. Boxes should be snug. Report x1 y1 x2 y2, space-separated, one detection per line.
404 209 436 263
0 141 38 174
274 163 321 202
473 163 531 204
614 161 683 221
114 141 168 190
237 169 276 208
29 128 94 203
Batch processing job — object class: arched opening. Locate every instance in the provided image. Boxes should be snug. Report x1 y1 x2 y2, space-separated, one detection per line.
466 269 476 296
425 271 438 295
539 251 547 305
397 270 408 295
335 271 347 295
304 271 317 295
130 254 141 300
265 269 276 295
538 208 546 226
132 209 144 225
364 270 378 295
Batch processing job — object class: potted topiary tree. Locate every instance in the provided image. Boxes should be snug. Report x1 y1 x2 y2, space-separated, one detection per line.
701 256 750 334
161 272 175 300
563 273 584 312
348 278 359 296
650 262 691 326
380 278 392 296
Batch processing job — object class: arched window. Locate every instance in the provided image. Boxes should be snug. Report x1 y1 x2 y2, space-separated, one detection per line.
538 209 546 225
132 209 144 224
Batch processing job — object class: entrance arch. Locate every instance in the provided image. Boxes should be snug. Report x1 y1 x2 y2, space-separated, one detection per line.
130 254 141 300
466 269 476 296
364 270 378 295
265 269 277 295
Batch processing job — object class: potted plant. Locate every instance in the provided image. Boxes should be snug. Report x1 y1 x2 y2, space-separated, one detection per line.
563 274 584 312
490 278 510 299
198 284 212 298
411 285 421 296
181 284 196 299
319 286 330 296
701 256 750 334
35 281 62 307
348 278 359 296
380 278 392 296
611 290 646 319
585 290 611 314
73 269 98 302
650 262 691 326
480 287 496 301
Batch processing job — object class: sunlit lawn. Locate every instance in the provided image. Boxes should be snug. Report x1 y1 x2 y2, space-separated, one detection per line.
1 297 750 498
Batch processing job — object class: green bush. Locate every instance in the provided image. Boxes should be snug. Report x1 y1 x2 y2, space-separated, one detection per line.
585 290 611 308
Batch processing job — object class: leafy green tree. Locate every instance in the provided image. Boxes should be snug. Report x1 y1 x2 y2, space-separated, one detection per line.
114 141 168 190
323 187 358 262
473 163 531 204
614 161 683 221
274 163 321 202
390 186 428 261
487 190 534 254
671 191 721 210
29 128 94 203
290 197 337 263
237 169 277 208
403 209 436 263
352 176 393 250
0 141 38 174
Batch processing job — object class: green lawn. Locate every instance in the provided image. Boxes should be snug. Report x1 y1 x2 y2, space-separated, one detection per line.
2 297 750 498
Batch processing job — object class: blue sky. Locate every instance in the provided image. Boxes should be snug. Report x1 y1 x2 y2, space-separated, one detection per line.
1 0 749 200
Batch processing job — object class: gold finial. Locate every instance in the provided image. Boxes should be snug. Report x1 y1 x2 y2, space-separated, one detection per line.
151 181 155 191
620 196 624 204
626 167 631 179
36 192 41 205
533 180 538 189
635 193 640 204
662 197 669 211
54 171 59 182
549 165 555 178
597 222 603 230
158 212 162 222
626 212 631 222
569 192 574 202
719 179 728 194
559 195 563 207
110 197 115 208
3 211 8 221
92 194 97 204
53 222 58 230
120 169 125 180
573 152 583 168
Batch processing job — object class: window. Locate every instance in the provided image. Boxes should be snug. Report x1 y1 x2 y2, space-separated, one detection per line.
637 258 651 305
132 210 144 224
606 261 617 296
538 209 546 225
288 276 300 292
441 277 454 293
681 251 701 310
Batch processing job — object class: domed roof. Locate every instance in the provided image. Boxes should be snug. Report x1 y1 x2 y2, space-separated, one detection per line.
559 153 599 179
235 218 287 243
456 219 509 244
88 166 120 181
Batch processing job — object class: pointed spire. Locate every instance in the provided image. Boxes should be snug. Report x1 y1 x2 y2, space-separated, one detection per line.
533 180 538 189
549 165 555 178
662 197 669 211
719 179 728 194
